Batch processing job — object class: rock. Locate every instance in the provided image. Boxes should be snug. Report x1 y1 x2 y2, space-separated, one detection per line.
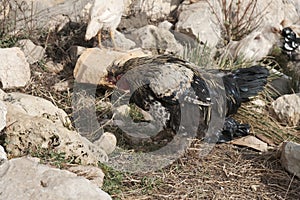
271 93 300 126
67 165 105 188
134 0 172 21
74 48 149 85
52 80 73 92
175 1 222 47
45 60 64 73
0 157 112 200
74 48 124 85
16 39 45 64
0 47 30 89
119 12 148 32
128 25 183 54
102 31 136 50
8 0 91 32
230 135 268 152
0 145 7 165
281 141 300 179
93 132 117 155
1 92 69 126
269 76 293 96
68 46 87 65
4 103 108 165
158 20 173 30
225 26 281 61
0 100 7 131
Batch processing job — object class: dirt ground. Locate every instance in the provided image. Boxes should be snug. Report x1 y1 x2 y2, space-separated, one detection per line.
3 23 300 200
113 142 300 200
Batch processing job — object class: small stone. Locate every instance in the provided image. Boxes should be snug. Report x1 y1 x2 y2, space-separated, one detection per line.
0 47 30 89
45 60 64 73
128 25 183 54
16 39 45 64
271 93 300 126
68 46 87 65
94 132 117 155
52 80 73 92
281 141 300 178
102 31 136 50
158 20 173 30
67 165 105 188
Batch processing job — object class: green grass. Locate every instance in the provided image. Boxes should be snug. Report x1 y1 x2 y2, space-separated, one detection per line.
29 147 75 168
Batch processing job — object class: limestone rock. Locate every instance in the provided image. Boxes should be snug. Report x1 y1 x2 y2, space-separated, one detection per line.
136 0 172 21
271 93 300 126
16 39 45 64
281 141 300 179
74 48 124 85
158 20 173 30
45 60 64 73
52 80 73 92
8 0 91 32
0 100 7 131
102 31 136 50
225 26 281 61
68 46 87 64
74 48 149 85
1 92 69 127
0 157 112 200
5 103 108 165
0 47 30 89
93 132 117 155
67 165 105 188
175 1 222 47
128 25 183 54
0 145 7 165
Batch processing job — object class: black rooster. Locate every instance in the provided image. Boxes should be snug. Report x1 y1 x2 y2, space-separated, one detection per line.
106 55 269 143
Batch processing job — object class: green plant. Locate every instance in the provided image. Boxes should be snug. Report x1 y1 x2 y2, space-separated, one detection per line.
99 163 125 197
29 147 75 168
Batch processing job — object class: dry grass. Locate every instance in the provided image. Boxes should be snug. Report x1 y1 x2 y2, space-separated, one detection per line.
206 0 268 43
105 143 300 200
1 4 299 199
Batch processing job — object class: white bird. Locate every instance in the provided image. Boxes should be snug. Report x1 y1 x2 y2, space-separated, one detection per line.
85 0 125 48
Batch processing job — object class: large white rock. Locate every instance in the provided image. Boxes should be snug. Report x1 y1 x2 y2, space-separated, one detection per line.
129 25 183 54
175 1 222 47
5 102 108 165
271 93 300 126
1 92 69 126
281 141 300 179
0 47 30 89
0 157 112 200
8 0 91 32
225 26 281 61
74 48 149 85
135 0 172 21
0 100 7 131
16 39 45 64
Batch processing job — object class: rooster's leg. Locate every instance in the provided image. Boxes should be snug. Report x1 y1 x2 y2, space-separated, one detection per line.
110 29 117 49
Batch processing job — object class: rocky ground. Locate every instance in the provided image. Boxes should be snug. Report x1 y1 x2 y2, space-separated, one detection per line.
0 0 300 199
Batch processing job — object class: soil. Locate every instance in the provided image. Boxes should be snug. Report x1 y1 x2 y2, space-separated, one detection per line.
2 17 300 200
